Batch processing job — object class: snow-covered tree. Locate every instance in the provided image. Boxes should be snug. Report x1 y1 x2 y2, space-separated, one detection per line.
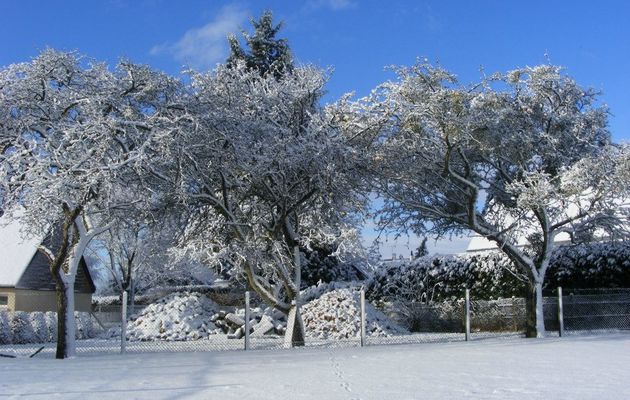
155 61 362 346
94 213 215 299
0 50 183 357
347 62 630 337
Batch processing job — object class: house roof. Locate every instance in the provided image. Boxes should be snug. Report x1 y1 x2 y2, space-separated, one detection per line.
0 212 44 287
465 194 629 253
465 232 572 253
0 212 95 293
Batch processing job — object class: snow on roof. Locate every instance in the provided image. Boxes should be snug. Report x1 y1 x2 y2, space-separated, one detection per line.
465 194 629 253
0 211 44 287
466 232 571 253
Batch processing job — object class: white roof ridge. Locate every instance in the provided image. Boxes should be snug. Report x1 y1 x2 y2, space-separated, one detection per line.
0 210 45 287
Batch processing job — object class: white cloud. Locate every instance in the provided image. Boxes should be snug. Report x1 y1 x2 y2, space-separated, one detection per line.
307 0 357 11
150 4 248 69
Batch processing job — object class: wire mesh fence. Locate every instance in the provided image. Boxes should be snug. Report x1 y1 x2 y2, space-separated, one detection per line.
561 289 630 333
1 287 628 358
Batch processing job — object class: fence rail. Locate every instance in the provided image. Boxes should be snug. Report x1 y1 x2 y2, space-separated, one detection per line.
1 287 629 357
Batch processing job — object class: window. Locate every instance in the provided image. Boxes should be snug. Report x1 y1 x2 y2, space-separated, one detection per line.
0 295 7 307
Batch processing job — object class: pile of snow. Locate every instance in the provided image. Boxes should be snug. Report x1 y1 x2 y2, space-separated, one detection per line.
0 311 100 344
112 289 405 342
121 292 288 341
125 292 220 341
210 307 287 339
299 280 362 303
301 288 406 340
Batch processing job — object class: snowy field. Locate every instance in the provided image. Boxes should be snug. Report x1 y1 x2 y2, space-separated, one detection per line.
1 334 629 399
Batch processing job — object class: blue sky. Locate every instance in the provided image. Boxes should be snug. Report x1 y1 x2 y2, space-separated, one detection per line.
2 0 629 256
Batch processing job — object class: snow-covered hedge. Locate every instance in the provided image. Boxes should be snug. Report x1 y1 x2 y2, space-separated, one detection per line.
368 241 630 302
367 252 523 303
546 242 630 289
301 245 366 288
0 311 101 345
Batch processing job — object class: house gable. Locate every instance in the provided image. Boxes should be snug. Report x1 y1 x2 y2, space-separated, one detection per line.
0 214 95 293
0 213 42 288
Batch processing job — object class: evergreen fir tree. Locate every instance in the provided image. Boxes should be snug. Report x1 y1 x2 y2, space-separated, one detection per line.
414 237 429 259
227 10 293 79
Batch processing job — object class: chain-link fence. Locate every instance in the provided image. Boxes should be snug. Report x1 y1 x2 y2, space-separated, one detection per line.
1 287 629 358
561 289 630 333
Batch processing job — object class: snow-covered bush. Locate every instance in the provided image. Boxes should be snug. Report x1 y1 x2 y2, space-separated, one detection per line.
0 311 99 344
301 244 367 288
367 253 523 303
0 312 11 344
75 312 96 340
386 300 464 333
10 311 36 344
45 312 58 342
301 289 405 340
546 242 630 289
29 312 49 343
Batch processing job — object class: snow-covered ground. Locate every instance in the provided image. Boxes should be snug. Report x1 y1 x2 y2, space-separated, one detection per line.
1 334 629 399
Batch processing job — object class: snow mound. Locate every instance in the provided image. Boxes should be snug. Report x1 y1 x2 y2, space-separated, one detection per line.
301 288 406 340
115 290 405 342
126 292 220 341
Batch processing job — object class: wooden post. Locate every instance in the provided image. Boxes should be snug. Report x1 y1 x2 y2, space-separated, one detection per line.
130 279 135 313
360 289 366 347
121 290 127 354
244 291 251 350
294 245 301 294
465 289 470 341
558 287 564 337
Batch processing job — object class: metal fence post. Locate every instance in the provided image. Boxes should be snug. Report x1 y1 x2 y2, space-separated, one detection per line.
465 289 470 341
121 290 127 354
244 291 251 350
360 289 366 347
558 287 564 337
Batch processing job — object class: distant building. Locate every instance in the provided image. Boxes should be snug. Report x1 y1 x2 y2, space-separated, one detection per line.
0 214 95 312
465 232 572 253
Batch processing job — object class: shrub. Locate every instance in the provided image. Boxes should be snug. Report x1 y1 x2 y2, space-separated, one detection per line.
10 311 36 344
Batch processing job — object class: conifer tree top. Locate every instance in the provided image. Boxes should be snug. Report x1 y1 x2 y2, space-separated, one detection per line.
227 10 293 79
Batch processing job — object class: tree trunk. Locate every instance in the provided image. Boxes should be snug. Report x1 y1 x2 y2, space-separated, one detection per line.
284 244 305 347
525 280 546 338
284 303 305 347
54 277 76 359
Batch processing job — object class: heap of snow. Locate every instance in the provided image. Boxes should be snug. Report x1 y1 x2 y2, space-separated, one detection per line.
123 292 288 341
300 280 362 303
301 288 406 340
126 292 220 341
117 289 406 342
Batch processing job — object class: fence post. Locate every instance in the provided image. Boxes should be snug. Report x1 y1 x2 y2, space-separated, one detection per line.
121 290 128 354
557 287 564 337
465 289 470 341
244 291 251 350
360 289 366 347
